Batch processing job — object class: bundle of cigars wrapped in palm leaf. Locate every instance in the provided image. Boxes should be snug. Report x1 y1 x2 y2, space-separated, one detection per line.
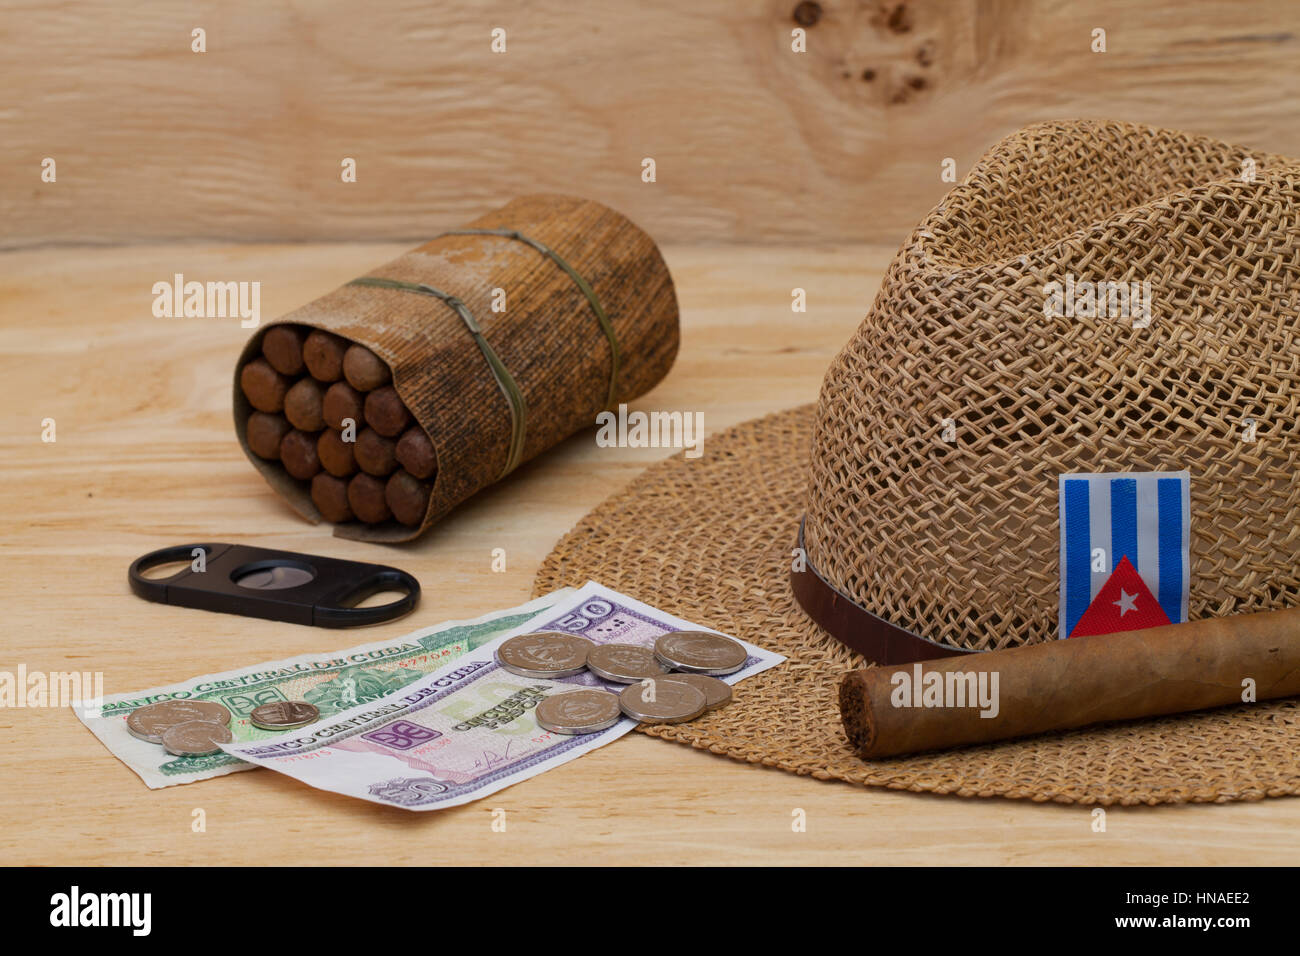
234 195 679 542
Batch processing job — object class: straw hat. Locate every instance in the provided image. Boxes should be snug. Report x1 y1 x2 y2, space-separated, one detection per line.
535 121 1300 804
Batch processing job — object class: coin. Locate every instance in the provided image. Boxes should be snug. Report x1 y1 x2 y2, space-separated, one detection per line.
654 631 748 675
160 719 234 757
659 673 732 711
250 700 320 731
535 689 623 735
618 678 707 724
585 643 668 684
126 699 232 743
496 632 595 678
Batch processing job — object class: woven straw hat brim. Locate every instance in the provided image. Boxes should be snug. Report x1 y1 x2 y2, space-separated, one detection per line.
533 404 1300 805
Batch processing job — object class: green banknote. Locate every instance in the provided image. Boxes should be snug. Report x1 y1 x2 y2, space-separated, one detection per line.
73 591 570 789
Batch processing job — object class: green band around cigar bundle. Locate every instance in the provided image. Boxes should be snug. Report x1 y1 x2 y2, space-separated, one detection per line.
232 194 680 543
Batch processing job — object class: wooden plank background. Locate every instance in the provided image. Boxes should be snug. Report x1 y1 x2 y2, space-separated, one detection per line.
3 0 1299 247
5 239 1300 864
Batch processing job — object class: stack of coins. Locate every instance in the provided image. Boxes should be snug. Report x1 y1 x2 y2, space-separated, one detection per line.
125 699 234 757
239 323 438 528
126 698 322 758
495 630 746 735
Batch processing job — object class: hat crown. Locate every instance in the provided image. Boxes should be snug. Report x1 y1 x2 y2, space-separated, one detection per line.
804 120 1300 652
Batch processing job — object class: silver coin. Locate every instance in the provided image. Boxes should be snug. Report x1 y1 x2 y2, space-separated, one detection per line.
496 632 595 678
659 673 732 711
654 631 748 675
585 643 668 683
618 678 707 725
535 689 623 735
250 700 320 731
161 719 234 757
126 699 231 743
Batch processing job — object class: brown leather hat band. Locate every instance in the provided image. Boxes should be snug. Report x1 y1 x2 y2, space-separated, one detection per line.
791 517 980 664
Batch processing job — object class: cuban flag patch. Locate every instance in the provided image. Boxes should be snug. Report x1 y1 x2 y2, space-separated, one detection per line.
1058 471 1190 639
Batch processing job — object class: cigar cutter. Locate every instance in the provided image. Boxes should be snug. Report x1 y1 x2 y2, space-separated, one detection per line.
128 543 420 627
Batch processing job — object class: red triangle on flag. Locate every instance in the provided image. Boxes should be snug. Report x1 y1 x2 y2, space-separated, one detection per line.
1068 555 1171 638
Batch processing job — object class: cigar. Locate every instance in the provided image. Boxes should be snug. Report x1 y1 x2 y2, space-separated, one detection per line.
279 428 322 480
364 385 412 437
284 377 327 432
246 412 291 460
322 381 364 431
261 325 307 377
311 473 354 523
316 428 357 477
395 426 437 479
839 607 1300 759
239 358 291 413
354 427 398 476
343 344 391 391
347 472 392 523
386 470 432 526
303 329 349 383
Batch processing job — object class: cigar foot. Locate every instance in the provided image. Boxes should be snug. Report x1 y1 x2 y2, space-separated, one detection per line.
280 429 322 480
246 412 291 460
240 358 291 413
311 473 354 523
303 329 348 382
386 470 431 526
262 325 308 377
364 385 412 437
317 428 357 477
395 426 437 479
285 378 327 432
343 344 391 391
348 473 392 523
322 381 364 431
355 428 398 476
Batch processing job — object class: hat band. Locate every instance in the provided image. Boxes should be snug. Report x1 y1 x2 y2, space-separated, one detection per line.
791 517 981 664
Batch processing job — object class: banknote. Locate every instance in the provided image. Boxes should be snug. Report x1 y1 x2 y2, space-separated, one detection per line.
220 581 785 810
73 591 571 789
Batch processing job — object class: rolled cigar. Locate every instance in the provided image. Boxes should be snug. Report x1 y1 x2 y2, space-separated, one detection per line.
246 411 291 460
303 329 348 382
284 377 327 432
839 608 1300 759
311 472 354 523
386 470 432 526
347 472 391 523
395 426 437 479
322 381 364 431
261 325 307 376
354 427 398 476
343 344 391 391
364 385 412 437
316 428 357 477
279 428 322 480
239 358 291 413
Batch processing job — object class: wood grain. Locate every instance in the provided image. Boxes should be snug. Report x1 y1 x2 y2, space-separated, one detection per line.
3 240 1300 865
4 0 1299 247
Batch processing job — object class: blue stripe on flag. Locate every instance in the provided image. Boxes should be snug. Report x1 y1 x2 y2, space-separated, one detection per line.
1063 479 1092 636
1157 477 1183 621
1110 478 1137 569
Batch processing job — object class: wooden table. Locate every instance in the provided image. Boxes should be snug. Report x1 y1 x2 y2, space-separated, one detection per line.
3 241 1297 865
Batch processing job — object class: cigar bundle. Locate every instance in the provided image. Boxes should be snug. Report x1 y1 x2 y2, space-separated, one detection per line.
233 195 679 542
839 608 1300 759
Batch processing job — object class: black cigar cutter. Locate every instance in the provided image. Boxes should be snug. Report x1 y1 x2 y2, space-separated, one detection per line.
129 543 420 627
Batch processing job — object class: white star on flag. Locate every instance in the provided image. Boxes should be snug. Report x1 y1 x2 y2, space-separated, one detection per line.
1113 588 1138 617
